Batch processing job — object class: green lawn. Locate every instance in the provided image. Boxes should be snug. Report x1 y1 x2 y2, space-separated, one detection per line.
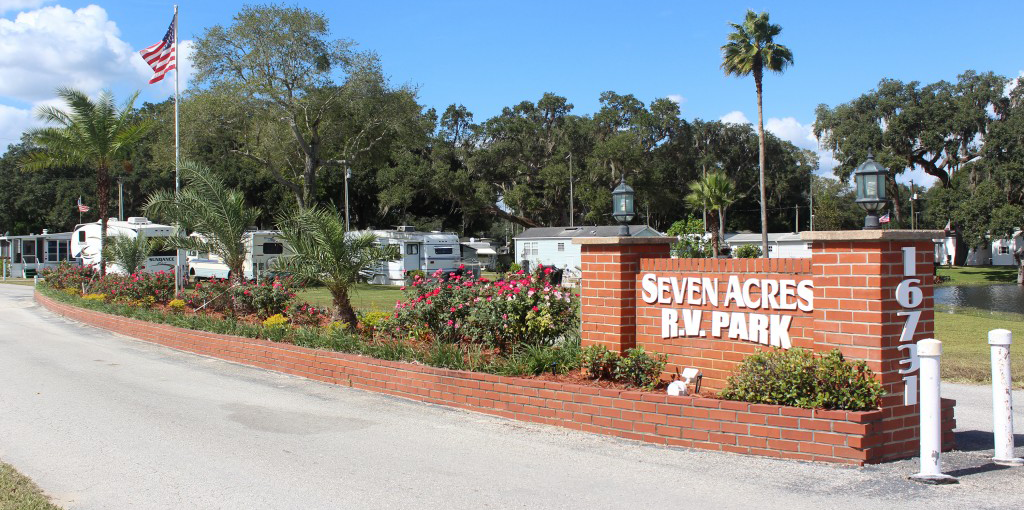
936 305 1024 387
0 278 35 286
295 283 404 313
937 266 1017 286
0 461 61 510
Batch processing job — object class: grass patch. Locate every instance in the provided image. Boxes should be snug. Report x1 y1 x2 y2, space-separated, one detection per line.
0 278 35 286
936 304 1024 387
295 283 404 313
937 266 1017 286
0 460 61 509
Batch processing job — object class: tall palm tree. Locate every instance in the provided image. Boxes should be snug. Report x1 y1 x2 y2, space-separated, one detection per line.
274 207 400 327
23 87 152 274
144 160 261 285
685 172 741 257
721 10 794 257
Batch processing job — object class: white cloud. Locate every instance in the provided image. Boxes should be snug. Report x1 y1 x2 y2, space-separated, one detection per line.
0 102 33 147
666 94 685 105
0 5 142 102
720 110 749 124
0 0 47 14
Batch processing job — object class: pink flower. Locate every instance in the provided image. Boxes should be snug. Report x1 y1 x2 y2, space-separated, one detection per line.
447 320 454 326
531 306 539 312
459 264 465 270
544 268 553 274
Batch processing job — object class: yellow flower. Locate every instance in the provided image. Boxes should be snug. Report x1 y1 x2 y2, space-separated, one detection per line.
263 314 289 328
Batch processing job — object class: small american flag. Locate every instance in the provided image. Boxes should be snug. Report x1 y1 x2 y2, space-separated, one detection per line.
140 14 177 84
77 197 90 213
879 213 890 224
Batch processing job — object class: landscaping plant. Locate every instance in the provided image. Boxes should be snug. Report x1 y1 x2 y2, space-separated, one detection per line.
719 348 884 410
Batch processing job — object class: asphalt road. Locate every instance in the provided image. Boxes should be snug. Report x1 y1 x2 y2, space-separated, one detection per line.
1 283 1023 510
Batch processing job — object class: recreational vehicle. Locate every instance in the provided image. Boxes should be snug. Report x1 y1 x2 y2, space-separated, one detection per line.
2 230 73 277
71 217 177 274
186 230 291 281
360 226 462 285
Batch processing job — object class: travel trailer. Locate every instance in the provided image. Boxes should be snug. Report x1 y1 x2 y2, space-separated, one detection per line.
360 226 462 285
186 230 291 281
2 230 73 277
71 217 177 274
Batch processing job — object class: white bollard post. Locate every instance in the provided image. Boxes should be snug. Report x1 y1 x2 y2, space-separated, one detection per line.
989 329 1023 466
910 338 958 484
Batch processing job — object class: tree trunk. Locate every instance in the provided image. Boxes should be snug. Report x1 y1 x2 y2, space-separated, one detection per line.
332 285 358 328
710 211 721 257
754 70 769 258
97 163 109 276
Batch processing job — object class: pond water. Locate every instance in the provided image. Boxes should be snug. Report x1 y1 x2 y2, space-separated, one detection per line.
934 284 1024 315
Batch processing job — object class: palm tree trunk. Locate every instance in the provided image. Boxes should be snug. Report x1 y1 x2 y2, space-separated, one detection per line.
754 70 769 258
332 285 358 328
711 211 721 257
97 163 110 276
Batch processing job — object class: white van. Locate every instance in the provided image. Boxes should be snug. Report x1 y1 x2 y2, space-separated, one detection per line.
186 230 291 281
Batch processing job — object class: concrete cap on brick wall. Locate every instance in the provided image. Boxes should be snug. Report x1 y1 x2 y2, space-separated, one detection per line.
573 237 676 245
800 230 943 242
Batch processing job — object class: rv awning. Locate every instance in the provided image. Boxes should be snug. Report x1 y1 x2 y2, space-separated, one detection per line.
476 248 497 256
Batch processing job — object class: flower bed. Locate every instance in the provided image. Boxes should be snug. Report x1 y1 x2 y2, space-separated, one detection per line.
34 288 956 465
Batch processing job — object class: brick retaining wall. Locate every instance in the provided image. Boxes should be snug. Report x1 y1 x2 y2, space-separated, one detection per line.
35 290 954 465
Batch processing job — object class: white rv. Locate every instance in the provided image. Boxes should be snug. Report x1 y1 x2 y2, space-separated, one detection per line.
360 226 462 285
2 230 73 277
71 217 177 274
186 230 291 281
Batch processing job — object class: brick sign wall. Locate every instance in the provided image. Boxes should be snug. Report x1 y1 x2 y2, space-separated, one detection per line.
636 258 815 391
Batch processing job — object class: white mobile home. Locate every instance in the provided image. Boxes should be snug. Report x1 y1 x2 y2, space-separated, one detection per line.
360 227 462 285
460 239 497 271
72 217 177 274
3 230 73 277
722 232 812 259
514 225 663 278
186 230 292 281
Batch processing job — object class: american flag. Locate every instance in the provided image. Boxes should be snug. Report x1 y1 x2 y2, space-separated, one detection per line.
77 197 90 213
879 213 890 224
140 14 177 84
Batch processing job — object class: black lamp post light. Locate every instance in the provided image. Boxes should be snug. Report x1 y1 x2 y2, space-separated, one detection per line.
853 149 888 230
612 175 635 236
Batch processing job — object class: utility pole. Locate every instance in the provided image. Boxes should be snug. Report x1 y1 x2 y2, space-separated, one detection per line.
910 180 916 230
809 177 814 231
118 178 124 221
344 166 351 232
567 153 574 227
795 204 799 233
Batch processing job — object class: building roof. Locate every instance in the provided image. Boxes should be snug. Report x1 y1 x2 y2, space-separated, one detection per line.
514 225 663 240
723 232 805 244
461 241 496 256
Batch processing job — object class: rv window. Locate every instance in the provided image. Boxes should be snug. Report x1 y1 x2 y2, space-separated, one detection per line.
407 244 419 255
1000 246 1010 255
153 248 177 257
78 231 86 243
58 241 69 261
263 242 284 255
434 247 453 255
47 241 58 262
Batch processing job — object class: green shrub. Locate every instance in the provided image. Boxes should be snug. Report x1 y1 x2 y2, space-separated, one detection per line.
614 347 667 390
734 244 762 258
719 348 884 411
581 345 619 379
507 262 521 273
423 341 466 370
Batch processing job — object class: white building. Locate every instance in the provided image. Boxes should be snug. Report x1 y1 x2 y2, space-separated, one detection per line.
514 225 663 277
460 238 497 271
2 230 73 277
722 232 812 259
934 230 1022 267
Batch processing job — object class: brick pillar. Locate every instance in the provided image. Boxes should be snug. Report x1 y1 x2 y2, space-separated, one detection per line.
803 230 953 462
574 237 674 353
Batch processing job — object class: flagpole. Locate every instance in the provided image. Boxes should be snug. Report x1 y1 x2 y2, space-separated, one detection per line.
173 4 183 296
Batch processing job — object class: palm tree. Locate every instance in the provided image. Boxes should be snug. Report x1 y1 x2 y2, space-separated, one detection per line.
23 87 152 275
144 160 261 285
274 207 400 327
103 234 163 274
685 172 741 257
721 10 794 257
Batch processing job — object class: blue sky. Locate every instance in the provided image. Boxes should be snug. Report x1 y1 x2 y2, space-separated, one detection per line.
2 0 1021 186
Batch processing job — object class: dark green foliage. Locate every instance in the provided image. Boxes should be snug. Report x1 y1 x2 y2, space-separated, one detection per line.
719 348 884 411
614 347 667 390
666 216 711 258
581 345 620 379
